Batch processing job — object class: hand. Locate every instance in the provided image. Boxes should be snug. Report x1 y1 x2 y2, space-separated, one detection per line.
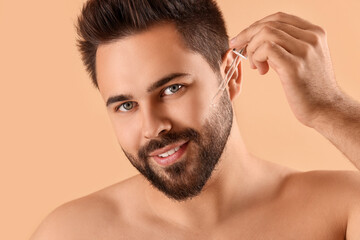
230 12 343 128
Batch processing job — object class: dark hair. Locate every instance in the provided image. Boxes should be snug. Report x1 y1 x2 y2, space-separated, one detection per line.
75 0 229 88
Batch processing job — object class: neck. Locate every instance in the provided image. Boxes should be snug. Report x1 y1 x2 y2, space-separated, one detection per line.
144 121 263 229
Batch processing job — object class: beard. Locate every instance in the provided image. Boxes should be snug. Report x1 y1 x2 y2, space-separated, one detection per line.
123 91 233 201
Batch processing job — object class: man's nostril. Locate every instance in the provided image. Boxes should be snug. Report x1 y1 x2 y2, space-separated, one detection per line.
159 129 168 135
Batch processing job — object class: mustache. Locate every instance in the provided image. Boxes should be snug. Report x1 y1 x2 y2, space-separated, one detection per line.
138 128 200 160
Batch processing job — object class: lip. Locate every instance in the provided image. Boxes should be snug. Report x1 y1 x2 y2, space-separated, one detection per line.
152 141 189 167
149 140 188 157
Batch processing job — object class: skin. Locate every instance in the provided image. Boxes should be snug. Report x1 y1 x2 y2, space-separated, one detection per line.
230 12 360 168
30 13 360 240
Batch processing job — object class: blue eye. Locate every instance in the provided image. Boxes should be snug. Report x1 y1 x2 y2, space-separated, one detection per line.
163 84 183 96
116 101 136 112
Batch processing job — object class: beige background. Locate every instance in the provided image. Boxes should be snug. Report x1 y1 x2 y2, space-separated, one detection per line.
0 0 359 239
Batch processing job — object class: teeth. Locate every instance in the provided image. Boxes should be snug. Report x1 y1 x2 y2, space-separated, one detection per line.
158 146 181 158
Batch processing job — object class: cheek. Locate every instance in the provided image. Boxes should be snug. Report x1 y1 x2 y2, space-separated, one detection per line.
109 114 142 152
166 86 213 126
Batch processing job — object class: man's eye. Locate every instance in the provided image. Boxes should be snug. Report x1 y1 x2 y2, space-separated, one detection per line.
163 84 183 96
116 102 136 112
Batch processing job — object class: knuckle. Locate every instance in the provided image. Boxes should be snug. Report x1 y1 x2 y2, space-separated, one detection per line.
308 31 323 47
275 11 284 17
261 25 274 35
268 21 281 28
309 33 320 45
315 34 323 45
301 42 312 58
274 11 286 19
246 43 255 55
264 41 275 51
305 42 312 51
312 25 327 39
315 25 327 36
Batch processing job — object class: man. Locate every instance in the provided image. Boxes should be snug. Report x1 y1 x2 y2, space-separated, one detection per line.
31 0 360 239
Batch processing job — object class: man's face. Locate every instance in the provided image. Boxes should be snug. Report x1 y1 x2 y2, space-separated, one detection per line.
96 24 233 201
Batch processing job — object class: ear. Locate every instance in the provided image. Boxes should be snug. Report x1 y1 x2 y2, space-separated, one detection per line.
219 49 243 102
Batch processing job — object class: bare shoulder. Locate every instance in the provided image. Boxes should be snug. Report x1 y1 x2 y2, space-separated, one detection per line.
286 170 360 196
30 174 145 240
280 170 360 206
258 158 360 202
285 170 360 239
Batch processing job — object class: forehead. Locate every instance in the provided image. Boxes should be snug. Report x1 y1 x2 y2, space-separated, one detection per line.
95 23 212 100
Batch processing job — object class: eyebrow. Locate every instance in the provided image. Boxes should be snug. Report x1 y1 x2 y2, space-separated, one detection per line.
106 72 190 107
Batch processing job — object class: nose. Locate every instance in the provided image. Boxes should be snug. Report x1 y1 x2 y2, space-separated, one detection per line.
141 104 172 139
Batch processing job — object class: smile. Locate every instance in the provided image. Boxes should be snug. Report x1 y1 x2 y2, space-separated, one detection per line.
150 141 189 167
157 146 181 158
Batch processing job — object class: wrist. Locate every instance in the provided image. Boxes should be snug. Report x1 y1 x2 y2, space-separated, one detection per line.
312 91 357 132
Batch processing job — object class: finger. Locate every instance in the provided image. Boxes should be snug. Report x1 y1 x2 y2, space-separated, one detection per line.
253 61 269 75
255 12 326 40
230 21 318 50
251 41 295 76
251 12 315 31
248 54 257 69
246 25 308 58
